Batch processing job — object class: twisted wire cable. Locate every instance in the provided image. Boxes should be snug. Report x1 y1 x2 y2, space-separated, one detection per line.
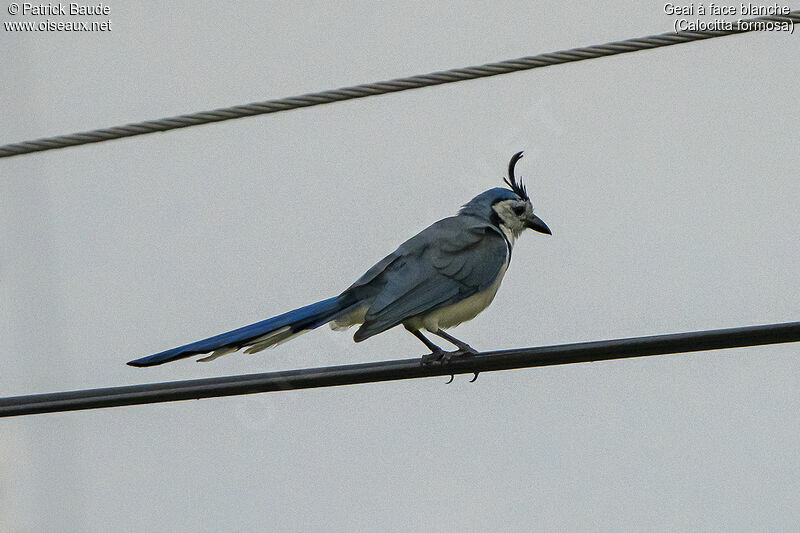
1 11 797 158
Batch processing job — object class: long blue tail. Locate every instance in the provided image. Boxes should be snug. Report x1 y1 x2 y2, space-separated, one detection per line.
128 297 346 367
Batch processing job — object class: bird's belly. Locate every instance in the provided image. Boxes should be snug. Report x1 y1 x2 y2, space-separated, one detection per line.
416 261 508 332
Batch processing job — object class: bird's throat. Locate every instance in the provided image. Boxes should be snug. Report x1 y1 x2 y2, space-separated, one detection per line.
498 223 519 247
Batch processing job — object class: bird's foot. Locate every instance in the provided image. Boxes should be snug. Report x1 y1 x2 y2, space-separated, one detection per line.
419 351 457 383
420 348 478 384
440 346 478 363
451 345 478 357
441 348 479 384
421 349 447 366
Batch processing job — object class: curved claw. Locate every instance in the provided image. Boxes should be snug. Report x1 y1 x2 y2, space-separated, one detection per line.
469 372 479 383
445 374 454 384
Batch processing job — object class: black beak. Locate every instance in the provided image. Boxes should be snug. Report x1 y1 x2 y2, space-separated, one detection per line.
525 214 551 235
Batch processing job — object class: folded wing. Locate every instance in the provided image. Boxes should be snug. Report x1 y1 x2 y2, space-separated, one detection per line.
350 216 508 341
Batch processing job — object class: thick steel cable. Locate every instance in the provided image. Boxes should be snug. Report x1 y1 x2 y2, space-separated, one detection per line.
1 11 797 159
1 321 798 417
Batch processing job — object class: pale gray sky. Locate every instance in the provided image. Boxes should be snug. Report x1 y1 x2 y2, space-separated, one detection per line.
2 1 799 531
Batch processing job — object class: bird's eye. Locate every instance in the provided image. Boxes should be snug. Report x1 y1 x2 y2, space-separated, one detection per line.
513 205 525 216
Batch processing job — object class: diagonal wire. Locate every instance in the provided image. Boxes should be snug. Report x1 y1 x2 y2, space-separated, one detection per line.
1 11 798 158
1 321 798 417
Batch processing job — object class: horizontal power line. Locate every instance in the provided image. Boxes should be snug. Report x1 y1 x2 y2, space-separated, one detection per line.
2 11 798 159
1 321 798 418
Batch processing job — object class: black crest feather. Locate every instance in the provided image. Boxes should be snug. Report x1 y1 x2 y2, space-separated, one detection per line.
503 151 529 201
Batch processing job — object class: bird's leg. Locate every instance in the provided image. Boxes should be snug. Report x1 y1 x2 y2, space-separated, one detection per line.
406 327 447 365
432 330 478 357
407 328 456 383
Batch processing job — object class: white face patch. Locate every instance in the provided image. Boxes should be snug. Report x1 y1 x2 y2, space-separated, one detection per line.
492 198 532 242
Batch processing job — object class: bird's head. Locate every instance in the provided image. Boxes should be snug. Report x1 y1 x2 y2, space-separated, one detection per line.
460 151 551 240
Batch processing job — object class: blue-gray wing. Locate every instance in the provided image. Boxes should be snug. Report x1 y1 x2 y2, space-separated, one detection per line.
348 216 508 341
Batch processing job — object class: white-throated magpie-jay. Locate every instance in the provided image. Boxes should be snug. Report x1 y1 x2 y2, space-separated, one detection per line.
128 152 550 367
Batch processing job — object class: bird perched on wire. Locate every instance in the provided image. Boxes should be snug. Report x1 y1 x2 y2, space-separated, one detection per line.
128 152 550 368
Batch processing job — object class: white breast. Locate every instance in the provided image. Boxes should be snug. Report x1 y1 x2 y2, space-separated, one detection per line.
416 256 510 332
